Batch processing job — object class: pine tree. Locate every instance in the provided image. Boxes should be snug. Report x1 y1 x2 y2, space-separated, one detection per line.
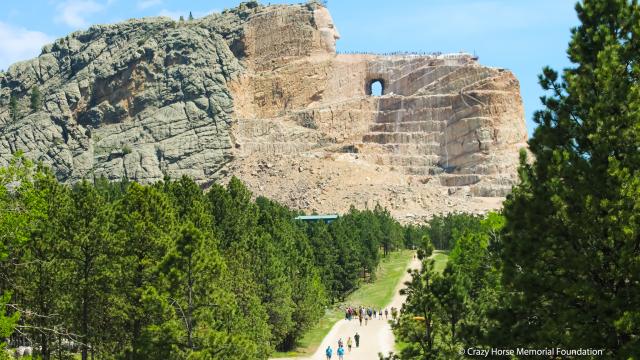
8 94 18 121
64 181 116 360
390 239 444 359
188 11 194 21
113 183 175 359
29 86 42 112
16 167 73 360
0 292 19 355
498 1 640 357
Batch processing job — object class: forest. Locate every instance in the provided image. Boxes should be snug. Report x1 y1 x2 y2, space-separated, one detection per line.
386 1 640 359
0 154 414 360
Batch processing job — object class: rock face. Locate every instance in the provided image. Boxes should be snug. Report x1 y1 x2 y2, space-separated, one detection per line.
0 1 527 220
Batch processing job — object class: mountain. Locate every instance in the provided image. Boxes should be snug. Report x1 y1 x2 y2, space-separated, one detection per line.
0 1 528 221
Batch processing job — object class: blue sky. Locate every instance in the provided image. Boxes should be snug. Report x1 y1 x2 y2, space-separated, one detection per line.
0 0 579 136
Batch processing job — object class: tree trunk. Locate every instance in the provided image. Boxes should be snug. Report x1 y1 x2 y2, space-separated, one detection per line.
41 333 49 360
81 260 90 360
187 255 193 350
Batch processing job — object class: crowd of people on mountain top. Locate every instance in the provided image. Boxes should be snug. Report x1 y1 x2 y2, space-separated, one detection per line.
325 306 400 359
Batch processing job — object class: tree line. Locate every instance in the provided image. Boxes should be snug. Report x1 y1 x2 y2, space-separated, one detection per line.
387 212 505 359
386 1 639 358
0 155 409 360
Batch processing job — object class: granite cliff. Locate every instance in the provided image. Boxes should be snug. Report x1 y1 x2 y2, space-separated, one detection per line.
0 1 528 220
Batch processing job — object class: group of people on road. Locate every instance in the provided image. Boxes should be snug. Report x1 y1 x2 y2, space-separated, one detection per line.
325 305 401 358
345 305 399 326
325 333 360 360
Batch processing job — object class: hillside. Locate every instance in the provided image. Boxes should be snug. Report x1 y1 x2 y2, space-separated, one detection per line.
0 1 528 221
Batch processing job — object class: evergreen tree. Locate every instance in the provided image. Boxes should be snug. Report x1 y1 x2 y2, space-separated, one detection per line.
498 1 640 357
188 11 194 21
375 204 403 257
29 86 42 112
113 183 175 359
0 161 409 357
0 293 19 358
16 166 72 360
390 239 445 359
307 221 340 301
8 94 18 121
206 179 272 355
64 181 117 360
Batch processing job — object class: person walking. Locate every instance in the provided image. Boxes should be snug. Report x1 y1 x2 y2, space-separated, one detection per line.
385 308 388 319
337 345 345 360
325 346 333 360
347 337 353 352
365 314 368 326
379 309 383 319
338 338 343 349
354 332 360 348
358 314 362 326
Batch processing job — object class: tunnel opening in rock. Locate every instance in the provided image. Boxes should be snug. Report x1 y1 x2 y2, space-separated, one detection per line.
367 79 384 96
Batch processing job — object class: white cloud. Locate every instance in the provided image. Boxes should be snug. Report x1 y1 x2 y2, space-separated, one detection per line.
54 0 106 28
138 0 162 10
0 22 53 70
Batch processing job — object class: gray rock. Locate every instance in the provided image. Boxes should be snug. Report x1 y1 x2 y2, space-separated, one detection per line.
0 11 246 184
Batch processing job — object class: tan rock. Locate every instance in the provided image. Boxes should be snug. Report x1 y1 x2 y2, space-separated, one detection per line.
0 2 527 221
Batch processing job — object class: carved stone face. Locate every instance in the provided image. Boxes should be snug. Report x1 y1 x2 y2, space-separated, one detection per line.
313 7 340 53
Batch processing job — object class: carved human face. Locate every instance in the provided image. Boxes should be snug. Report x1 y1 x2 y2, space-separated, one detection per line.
313 7 340 53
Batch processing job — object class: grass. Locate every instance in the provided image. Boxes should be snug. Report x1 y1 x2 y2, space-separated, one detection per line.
432 251 449 274
271 249 414 358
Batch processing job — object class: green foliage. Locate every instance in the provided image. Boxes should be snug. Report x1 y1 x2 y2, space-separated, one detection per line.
0 158 410 358
29 86 42 112
424 213 482 250
8 94 18 121
387 213 503 360
496 1 640 357
0 293 19 355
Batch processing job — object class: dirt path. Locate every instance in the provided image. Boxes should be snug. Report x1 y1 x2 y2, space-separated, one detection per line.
277 256 421 360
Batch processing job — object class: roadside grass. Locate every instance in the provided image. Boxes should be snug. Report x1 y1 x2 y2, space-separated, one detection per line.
271 249 414 358
432 250 449 274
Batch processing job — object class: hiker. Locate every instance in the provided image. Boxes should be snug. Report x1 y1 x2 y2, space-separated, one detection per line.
391 307 398 319
354 332 360 348
379 309 383 319
338 338 343 348
385 308 388 319
347 337 353 352
325 346 333 360
365 314 368 326
337 345 345 360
